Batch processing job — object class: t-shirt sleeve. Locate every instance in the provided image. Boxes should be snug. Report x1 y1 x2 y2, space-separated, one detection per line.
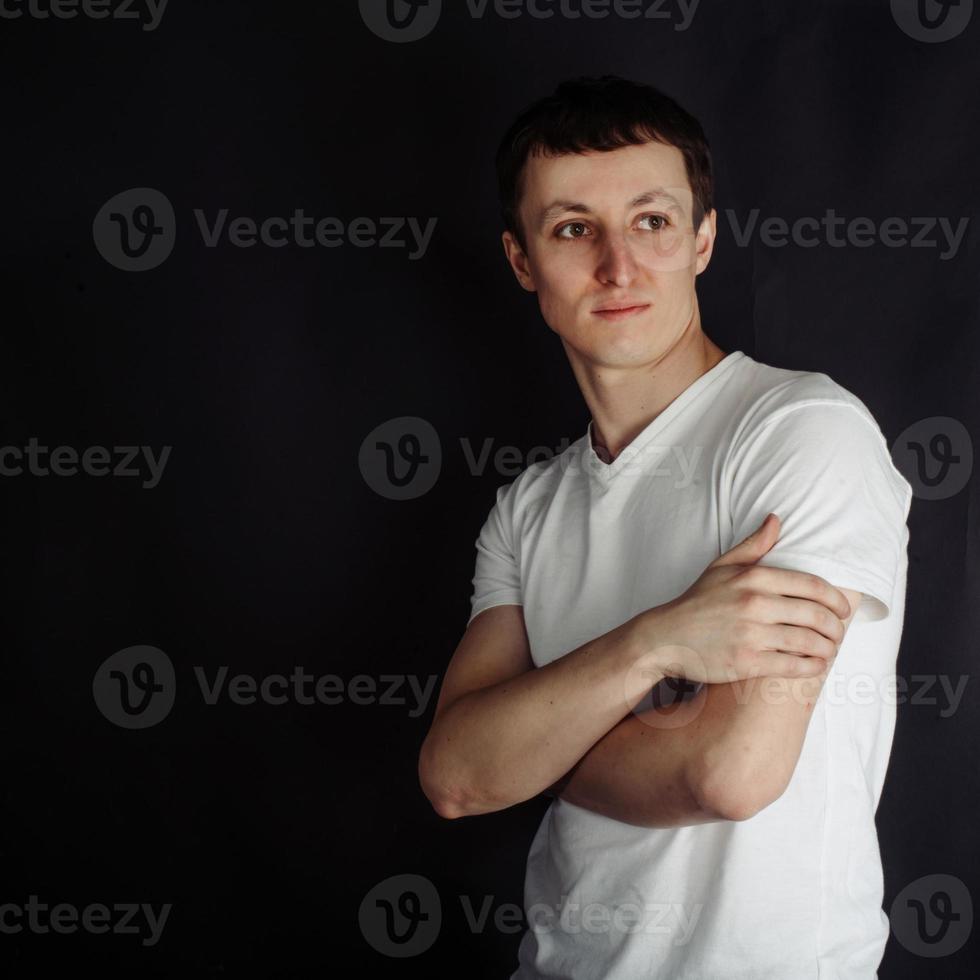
727 401 913 623
467 481 523 627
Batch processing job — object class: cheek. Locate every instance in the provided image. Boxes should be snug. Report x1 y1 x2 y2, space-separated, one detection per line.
533 259 582 307
638 241 699 278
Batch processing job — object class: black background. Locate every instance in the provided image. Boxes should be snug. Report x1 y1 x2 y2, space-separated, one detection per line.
1 0 978 976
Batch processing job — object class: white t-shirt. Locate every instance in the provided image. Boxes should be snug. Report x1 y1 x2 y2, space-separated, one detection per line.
467 349 913 979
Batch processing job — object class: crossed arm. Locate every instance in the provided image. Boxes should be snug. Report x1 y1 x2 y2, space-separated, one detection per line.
549 586 862 826
420 587 861 825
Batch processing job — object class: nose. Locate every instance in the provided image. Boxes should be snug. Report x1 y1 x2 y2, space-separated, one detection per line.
595 232 639 288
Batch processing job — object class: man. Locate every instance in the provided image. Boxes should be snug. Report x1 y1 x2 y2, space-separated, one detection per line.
418 75 912 978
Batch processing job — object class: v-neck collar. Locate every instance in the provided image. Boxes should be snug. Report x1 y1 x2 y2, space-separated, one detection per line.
583 350 746 482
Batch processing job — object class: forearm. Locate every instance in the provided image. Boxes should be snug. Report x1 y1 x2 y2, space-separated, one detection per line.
691 666 830 808
544 564 856 827
555 686 723 827
555 667 830 827
421 614 664 818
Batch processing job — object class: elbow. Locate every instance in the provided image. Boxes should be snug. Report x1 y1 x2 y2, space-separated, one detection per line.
420 781 466 820
430 793 467 820
691 767 785 823
707 791 768 823
418 735 514 819
418 742 468 820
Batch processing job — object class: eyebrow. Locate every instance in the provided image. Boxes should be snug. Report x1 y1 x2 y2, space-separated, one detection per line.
536 188 685 231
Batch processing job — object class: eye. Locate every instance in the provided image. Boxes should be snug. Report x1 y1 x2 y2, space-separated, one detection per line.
638 213 670 230
555 221 590 239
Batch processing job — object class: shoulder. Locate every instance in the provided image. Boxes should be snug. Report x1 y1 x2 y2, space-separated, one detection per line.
482 434 584 522
724 354 913 513
728 354 886 450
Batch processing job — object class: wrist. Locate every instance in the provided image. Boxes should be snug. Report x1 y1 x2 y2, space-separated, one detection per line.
624 607 672 688
637 600 689 660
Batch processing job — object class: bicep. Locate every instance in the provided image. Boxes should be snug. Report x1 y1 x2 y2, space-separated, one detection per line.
432 604 532 722
697 585 862 813
728 402 912 624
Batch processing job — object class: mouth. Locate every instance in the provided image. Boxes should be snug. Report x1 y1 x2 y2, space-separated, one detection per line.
592 303 651 321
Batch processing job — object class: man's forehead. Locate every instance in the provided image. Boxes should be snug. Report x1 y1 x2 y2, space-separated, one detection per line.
522 142 691 219
524 143 691 199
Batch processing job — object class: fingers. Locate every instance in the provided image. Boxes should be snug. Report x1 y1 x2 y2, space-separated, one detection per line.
749 594 845 644
753 651 827 678
759 623 838 659
711 513 779 567
740 566 851 621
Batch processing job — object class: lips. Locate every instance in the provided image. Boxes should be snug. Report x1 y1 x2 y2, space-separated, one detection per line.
593 298 650 313
592 302 650 320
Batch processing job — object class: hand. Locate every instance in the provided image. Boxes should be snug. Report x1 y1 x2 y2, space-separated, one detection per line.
633 513 850 683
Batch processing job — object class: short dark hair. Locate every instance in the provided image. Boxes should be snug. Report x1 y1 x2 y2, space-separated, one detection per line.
495 74 714 253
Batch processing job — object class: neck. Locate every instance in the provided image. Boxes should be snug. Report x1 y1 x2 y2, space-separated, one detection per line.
572 312 727 464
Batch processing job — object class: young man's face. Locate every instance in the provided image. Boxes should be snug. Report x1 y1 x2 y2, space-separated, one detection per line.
502 140 716 369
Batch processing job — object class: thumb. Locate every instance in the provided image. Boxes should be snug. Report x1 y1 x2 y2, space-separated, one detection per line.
711 512 780 567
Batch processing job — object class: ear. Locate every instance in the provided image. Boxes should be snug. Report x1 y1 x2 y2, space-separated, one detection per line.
501 230 537 292
694 207 717 276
